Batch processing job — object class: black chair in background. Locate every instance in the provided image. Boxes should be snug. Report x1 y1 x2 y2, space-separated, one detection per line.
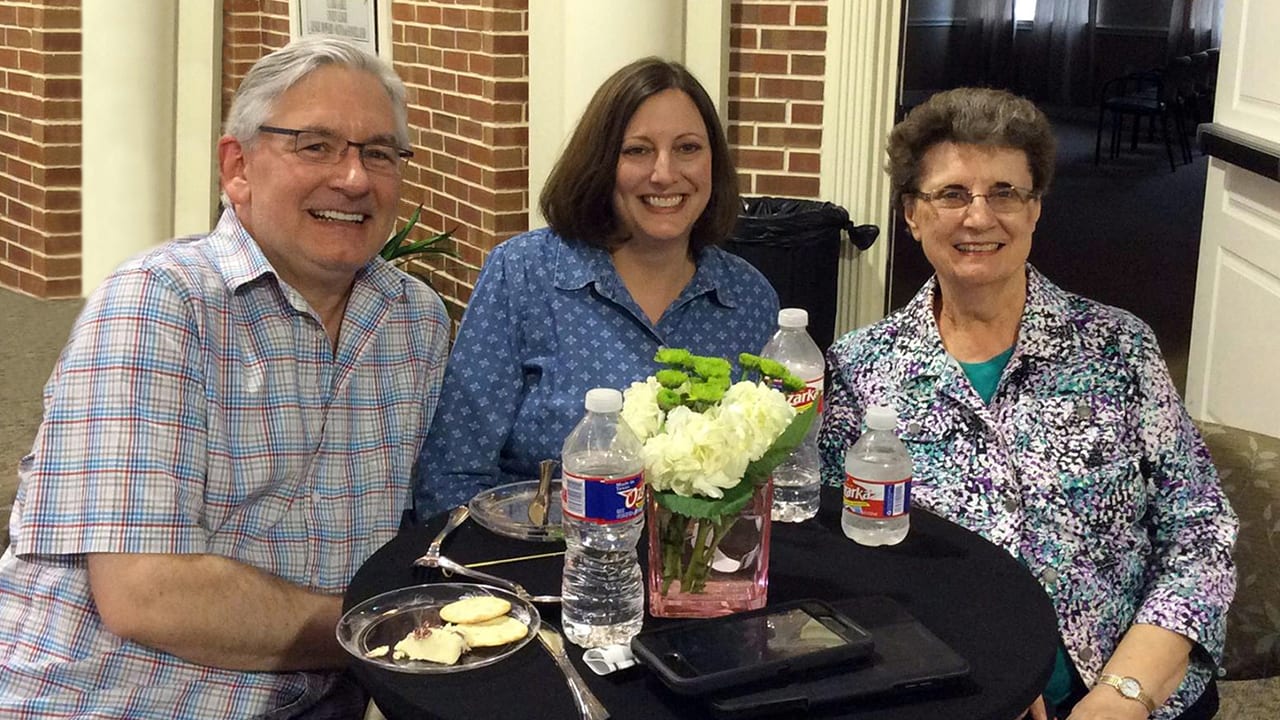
1163 55 1202 153
1094 69 1189 172
1192 48 1219 123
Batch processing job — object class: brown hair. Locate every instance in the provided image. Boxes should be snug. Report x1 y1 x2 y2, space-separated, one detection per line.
539 57 739 255
886 87 1056 209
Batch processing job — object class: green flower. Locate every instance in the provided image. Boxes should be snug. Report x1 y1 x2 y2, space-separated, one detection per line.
691 356 731 379
688 380 726 406
657 388 684 412
655 348 693 367
655 369 689 389
757 358 789 379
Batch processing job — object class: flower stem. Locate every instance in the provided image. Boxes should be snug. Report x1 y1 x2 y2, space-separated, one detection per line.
660 511 688 595
681 518 714 592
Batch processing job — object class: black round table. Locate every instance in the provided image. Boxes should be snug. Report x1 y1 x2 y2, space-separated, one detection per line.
345 488 1058 720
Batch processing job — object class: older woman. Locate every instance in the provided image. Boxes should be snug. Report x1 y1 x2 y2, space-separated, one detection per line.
413 58 778 516
819 88 1236 720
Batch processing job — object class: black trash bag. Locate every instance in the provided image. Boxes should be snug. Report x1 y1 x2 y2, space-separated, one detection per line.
726 197 879 352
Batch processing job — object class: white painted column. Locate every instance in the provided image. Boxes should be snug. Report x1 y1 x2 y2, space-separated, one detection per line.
173 0 223 237
822 0 904 331
81 0 178 293
683 0 732 120
528 0 688 229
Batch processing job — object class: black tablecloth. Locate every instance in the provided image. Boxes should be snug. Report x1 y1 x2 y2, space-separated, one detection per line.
345 488 1058 720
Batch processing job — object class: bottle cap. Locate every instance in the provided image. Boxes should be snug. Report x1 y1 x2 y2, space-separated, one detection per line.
584 387 623 413
865 405 898 430
778 308 809 328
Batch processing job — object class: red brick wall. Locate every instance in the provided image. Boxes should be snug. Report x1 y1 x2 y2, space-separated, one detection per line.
0 0 82 298
390 0 529 323
220 0 292 122
728 0 827 200
0 1 824 304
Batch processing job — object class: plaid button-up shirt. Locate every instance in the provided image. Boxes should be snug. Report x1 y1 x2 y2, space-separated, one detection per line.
0 210 449 718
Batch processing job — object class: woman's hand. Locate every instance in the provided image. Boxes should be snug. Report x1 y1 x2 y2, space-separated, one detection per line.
1020 695 1049 720
1066 686 1151 720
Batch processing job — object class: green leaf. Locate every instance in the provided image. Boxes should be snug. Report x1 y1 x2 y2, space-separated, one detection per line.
652 480 758 519
381 203 424 259
742 404 817 486
381 204 458 263
390 232 459 261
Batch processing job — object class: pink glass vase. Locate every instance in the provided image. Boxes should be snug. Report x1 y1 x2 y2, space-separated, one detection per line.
647 482 772 618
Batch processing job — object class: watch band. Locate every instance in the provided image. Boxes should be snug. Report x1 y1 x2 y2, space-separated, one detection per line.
1096 673 1157 713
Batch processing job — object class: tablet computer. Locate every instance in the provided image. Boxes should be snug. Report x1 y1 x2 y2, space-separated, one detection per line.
707 595 971 718
631 599 875 696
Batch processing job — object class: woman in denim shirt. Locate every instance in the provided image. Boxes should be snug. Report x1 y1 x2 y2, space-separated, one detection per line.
413 59 778 517
820 88 1236 720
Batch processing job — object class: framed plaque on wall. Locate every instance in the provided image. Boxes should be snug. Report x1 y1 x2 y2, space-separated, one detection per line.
297 0 378 55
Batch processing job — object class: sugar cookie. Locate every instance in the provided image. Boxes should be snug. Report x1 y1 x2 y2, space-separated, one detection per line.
449 615 529 647
438 595 512 624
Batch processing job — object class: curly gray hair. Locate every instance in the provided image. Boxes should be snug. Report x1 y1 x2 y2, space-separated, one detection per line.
886 87 1056 209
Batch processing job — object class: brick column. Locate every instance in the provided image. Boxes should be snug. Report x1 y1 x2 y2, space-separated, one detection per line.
221 0 292 123
729 0 827 200
0 0 82 298
392 0 529 324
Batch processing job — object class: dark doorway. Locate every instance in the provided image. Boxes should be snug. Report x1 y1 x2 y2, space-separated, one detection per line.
888 0 1214 393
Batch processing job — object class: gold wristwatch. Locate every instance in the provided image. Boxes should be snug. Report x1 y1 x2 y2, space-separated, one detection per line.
1096 673 1157 713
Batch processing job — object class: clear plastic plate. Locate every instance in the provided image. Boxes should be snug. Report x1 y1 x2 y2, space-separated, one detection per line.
337 583 540 674
468 480 565 542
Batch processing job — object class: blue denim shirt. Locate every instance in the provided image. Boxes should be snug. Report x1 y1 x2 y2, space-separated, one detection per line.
820 266 1237 718
413 227 779 516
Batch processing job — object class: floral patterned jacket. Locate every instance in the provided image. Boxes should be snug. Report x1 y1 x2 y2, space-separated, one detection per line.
819 266 1237 717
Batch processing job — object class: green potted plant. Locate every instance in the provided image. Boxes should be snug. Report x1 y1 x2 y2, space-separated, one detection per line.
380 203 458 284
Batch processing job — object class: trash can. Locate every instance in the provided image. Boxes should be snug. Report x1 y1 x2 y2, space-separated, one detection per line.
726 197 879 352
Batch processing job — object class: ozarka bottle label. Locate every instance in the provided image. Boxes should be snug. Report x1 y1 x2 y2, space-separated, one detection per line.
843 473 911 518
774 375 825 415
561 470 645 524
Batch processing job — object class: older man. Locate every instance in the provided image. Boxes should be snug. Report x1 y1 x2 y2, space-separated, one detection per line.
0 37 448 717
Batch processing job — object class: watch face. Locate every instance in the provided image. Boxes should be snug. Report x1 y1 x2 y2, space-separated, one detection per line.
1119 677 1142 698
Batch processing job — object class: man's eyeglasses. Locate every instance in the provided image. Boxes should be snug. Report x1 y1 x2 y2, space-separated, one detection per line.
258 125 413 175
912 185 1040 214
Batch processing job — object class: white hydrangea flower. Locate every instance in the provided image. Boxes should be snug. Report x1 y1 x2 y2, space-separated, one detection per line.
627 367 797 500
717 381 796 460
621 377 663 442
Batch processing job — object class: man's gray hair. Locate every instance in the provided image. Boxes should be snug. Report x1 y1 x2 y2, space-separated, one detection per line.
224 35 409 149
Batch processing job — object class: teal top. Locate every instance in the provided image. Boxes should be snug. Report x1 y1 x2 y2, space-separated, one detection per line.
958 345 1073 705
956 346 1014 405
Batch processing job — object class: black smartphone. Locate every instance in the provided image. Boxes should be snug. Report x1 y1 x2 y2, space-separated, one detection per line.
630 599 875 696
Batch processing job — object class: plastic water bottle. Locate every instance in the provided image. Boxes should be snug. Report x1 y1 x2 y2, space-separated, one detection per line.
560 388 646 648
760 308 824 522
842 405 912 546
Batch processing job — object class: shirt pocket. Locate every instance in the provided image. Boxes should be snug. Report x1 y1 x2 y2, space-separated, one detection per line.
1030 396 1148 544
897 411 993 510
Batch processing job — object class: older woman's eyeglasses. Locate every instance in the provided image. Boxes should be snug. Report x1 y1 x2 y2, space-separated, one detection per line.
913 185 1039 214
258 125 413 175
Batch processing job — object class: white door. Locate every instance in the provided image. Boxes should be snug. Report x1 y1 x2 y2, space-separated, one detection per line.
1184 1 1280 437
